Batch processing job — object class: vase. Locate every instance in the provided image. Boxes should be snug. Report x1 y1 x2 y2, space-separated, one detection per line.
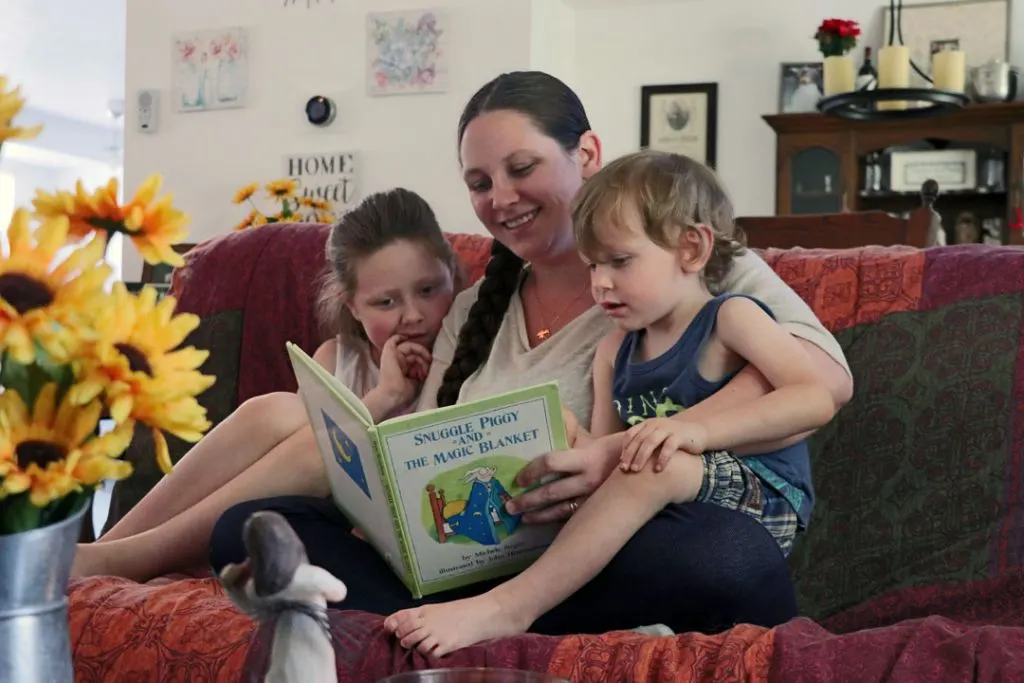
0 502 88 683
823 54 856 96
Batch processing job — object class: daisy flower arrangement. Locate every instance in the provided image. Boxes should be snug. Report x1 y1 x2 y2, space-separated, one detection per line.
231 178 335 231
0 76 215 533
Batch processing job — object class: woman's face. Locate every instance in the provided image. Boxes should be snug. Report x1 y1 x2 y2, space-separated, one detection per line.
459 109 601 264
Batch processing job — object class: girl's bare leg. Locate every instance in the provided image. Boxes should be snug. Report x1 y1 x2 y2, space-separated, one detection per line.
72 425 329 582
386 454 705 656
98 392 308 542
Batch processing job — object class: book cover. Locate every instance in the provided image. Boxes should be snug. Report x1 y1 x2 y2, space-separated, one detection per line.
286 342 568 598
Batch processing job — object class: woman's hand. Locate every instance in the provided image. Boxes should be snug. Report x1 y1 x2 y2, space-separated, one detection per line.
377 335 432 406
505 434 623 524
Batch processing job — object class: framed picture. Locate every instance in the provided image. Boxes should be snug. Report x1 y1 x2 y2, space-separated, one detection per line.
882 0 1008 88
140 243 196 288
640 83 718 169
779 62 823 113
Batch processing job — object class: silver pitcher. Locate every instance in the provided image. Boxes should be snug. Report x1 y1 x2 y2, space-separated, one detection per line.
0 505 86 683
970 59 1019 102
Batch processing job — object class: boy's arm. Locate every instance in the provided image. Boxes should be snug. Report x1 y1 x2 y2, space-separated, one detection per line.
693 296 837 452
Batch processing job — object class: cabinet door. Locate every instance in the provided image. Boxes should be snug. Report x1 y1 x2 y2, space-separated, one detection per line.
1009 124 1024 245
777 134 852 215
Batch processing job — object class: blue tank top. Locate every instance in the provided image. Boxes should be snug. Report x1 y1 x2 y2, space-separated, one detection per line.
611 293 815 527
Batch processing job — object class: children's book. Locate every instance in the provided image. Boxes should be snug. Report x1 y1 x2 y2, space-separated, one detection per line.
286 342 569 599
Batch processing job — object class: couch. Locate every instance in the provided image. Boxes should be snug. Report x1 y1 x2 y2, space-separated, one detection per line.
68 221 1024 682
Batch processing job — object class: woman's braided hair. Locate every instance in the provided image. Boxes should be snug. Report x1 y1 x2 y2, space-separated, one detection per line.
435 71 592 407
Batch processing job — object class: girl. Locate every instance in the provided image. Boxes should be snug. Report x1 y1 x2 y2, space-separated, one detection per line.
71 187 462 581
385 150 838 656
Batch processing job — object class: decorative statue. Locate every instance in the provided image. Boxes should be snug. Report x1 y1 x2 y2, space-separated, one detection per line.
219 511 348 683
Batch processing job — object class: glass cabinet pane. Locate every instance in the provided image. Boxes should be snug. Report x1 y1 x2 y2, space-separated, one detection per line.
790 147 842 215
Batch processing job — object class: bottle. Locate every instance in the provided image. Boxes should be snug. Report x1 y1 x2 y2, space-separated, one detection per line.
857 47 878 91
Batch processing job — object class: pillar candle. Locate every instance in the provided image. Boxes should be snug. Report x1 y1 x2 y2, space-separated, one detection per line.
877 45 911 110
932 50 966 92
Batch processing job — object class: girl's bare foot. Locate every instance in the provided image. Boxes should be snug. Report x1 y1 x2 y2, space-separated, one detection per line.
384 591 532 657
70 543 110 579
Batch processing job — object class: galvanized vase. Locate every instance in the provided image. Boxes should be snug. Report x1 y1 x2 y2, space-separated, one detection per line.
0 503 86 683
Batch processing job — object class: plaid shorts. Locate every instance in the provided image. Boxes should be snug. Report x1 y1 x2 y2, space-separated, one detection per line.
694 450 800 556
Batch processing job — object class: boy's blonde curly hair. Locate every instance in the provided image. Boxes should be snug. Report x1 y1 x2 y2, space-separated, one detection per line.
572 149 745 289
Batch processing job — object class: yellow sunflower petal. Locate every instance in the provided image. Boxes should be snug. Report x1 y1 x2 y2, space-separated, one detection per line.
153 428 173 475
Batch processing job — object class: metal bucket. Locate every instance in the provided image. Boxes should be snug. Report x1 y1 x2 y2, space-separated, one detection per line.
377 668 570 683
0 503 86 683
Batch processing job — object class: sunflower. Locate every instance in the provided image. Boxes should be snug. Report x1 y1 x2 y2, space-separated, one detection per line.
0 384 134 507
68 283 215 474
0 76 43 146
0 210 110 364
265 179 298 200
315 211 335 224
33 174 191 267
234 210 261 231
232 182 259 205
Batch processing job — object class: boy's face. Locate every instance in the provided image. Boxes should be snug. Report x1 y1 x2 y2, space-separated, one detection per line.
583 204 697 332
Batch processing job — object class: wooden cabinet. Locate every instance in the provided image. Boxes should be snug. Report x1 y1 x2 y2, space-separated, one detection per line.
764 102 1024 245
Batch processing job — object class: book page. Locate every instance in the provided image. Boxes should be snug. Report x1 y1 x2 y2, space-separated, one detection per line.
378 383 566 591
286 343 406 578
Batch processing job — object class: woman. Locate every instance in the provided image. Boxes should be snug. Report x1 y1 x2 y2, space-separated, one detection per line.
209 71 852 635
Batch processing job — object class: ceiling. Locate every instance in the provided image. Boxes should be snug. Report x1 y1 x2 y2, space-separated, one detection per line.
0 0 126 128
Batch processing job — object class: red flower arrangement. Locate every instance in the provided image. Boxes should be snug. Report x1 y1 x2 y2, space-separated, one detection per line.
815 18 861 57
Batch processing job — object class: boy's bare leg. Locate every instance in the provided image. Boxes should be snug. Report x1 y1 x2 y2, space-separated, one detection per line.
72 426 328 582
386 453 705 656
98 393 308 542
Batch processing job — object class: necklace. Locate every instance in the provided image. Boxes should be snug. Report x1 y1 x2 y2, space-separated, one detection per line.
531 276 591 341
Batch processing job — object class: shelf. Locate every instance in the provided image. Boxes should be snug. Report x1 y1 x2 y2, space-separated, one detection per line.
859 189 1007 199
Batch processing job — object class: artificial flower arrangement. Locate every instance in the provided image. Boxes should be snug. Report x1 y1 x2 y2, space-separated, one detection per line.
0 76 215 534
814 18 861 57
232 178 335 231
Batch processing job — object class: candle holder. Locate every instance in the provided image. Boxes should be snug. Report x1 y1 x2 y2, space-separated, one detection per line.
817 87 969 121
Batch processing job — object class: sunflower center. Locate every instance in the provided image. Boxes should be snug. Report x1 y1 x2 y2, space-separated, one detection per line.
0 274 54 314
115 343 153 376
16 439 67 469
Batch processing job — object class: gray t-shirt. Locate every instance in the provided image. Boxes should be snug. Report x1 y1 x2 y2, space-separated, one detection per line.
416 250 850 431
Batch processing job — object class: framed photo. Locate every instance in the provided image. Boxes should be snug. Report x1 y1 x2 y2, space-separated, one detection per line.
779 62 823 113
140 243 196 288
640 83 718 169
882 0 1008 88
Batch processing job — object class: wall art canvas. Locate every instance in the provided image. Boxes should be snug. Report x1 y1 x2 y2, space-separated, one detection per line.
366 8 449 96
882 0 1008 88
172 27 248 112
640 83 718 169
282 151 359 218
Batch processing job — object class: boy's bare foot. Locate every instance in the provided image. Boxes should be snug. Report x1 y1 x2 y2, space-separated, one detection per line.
384 591 531 657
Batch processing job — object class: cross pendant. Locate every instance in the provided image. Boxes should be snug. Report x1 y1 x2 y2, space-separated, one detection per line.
536 328 551 341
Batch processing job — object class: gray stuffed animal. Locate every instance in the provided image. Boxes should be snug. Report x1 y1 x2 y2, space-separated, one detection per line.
219 510 348 683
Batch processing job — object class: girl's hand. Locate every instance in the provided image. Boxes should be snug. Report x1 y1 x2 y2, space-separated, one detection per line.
377 335 432 407
505 436 621 524
621 418 707 472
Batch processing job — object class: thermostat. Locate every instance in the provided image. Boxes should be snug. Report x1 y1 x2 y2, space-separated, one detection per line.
305 95 336 127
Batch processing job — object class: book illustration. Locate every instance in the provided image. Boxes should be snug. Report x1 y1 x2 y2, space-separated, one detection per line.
322 409 371 500
421 457 527 546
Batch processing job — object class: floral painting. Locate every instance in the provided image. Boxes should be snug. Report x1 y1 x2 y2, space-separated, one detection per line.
172 27 248 112
366 9 449 96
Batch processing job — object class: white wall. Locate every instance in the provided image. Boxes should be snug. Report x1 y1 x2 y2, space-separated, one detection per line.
574 0 1024 217
122 0 1019 278
122 0 537 280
